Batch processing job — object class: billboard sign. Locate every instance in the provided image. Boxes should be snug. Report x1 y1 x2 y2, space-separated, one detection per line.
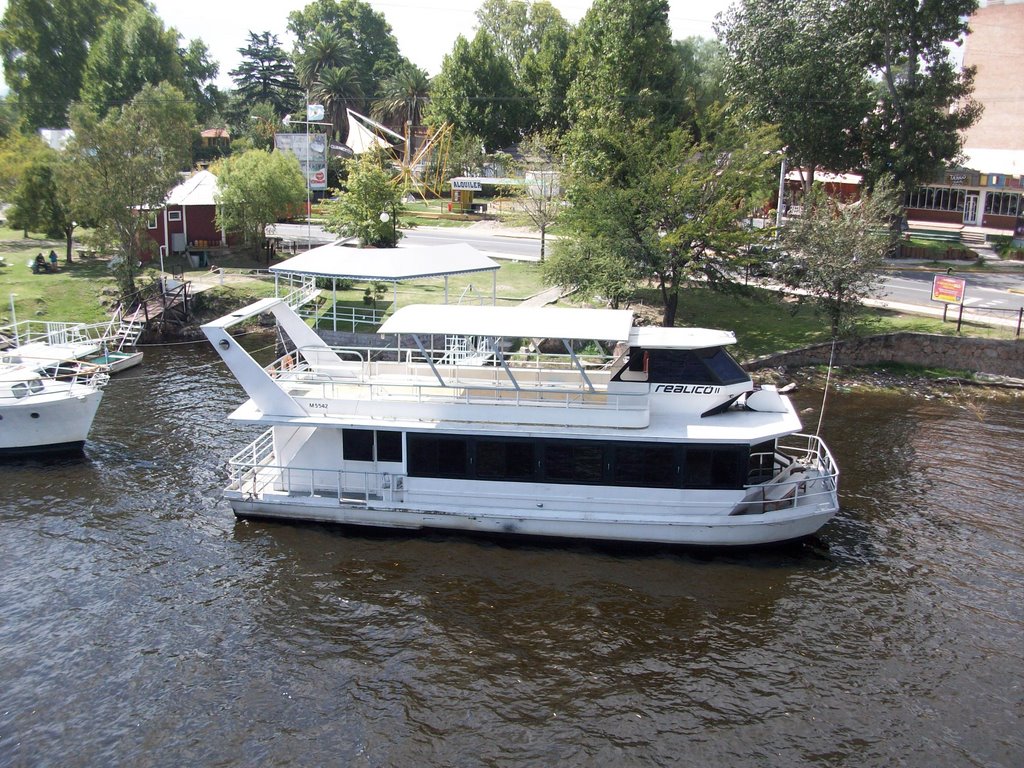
931 274 966 305
275 133 328 191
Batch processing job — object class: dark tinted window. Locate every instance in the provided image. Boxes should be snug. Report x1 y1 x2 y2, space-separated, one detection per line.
543 441 604 484
684 447 746 489
699 348 749 385
477 438 535 481
377 431 403 462
408 434 468 478
612 444 679 488
647 349 716 383
343 429 374 461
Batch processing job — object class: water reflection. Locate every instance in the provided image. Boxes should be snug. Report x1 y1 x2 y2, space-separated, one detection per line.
0 349 1021 767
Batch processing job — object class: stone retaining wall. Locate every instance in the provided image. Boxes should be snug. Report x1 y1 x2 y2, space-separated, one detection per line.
744 333 1023 378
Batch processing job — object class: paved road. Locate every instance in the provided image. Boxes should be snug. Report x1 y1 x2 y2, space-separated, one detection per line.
267 222 544 261
877 270 1024 311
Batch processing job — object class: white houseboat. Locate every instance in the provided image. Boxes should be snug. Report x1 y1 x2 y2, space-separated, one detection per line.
204 298 839 547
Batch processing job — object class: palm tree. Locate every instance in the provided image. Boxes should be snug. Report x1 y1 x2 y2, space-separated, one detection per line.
372 64 431 128
371 64 431 164
294 26 353 91
312 66 364 142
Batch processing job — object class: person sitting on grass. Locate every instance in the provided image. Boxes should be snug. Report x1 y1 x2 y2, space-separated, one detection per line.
33 253 49 274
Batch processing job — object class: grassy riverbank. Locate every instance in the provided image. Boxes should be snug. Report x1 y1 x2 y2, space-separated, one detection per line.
0 224 1008 365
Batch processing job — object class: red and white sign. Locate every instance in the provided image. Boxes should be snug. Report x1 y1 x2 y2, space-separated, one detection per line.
931 274 967 305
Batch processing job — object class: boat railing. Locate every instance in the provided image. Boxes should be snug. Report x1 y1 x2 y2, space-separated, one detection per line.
735 433 839 515
279 369 644 413
0 319 115 349
0 362 109 401
227 429 404 505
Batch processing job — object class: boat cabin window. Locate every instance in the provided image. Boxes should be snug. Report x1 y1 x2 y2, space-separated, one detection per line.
407 434 468 478
343 428 404 463
406 433 749 490
477 438 535 481
610 444 679 488
683 447 748 489
544 441 604 484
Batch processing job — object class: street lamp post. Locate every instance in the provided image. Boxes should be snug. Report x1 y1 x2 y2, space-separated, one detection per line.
282 108 332 250
379 202 398 246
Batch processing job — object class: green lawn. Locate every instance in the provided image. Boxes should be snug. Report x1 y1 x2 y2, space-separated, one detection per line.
2 225 1013 358
0 228 119 324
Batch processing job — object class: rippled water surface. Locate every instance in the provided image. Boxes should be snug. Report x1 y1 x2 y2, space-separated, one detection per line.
1 341 1021 767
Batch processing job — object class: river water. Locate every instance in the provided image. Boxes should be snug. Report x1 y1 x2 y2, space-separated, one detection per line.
1 340 1021 767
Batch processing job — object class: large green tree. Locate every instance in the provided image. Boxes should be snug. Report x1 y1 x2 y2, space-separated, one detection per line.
858 0 981 191
79 5 220 122
79 7 184 115
214 149 307 255
428 31 526 151
5 148 78 259
229 32 301 118
564 0 683 170
780 179 900 337
322 149 404 248
475 0 574 136
718 0 870 192
60 83 195 295
287 0 403 103
548 108 779 326
718 0 981 194
0 0 141 129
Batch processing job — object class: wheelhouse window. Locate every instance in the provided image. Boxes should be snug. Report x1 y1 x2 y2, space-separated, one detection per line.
643 348 748 385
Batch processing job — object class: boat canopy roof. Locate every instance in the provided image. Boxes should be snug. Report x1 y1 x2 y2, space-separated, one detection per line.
380 304 633 341
269 242 500 282
379 304 735 348
628 325 735 349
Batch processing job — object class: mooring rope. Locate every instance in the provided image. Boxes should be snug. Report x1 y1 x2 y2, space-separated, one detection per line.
816 337 837 437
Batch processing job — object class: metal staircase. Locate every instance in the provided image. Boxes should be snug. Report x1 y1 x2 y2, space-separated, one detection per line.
107 304 147 350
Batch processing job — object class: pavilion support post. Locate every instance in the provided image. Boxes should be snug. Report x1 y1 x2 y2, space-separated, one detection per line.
564 339 595 392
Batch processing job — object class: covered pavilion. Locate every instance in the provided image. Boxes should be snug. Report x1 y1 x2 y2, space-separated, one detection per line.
269 242 502 331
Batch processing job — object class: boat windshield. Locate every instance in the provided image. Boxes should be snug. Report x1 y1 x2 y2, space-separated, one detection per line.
635 347 749 385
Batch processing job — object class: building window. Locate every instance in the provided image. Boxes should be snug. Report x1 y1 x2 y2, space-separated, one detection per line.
147 214 158 229
984 192 1021 217
905 186 966 213
167 210 182 222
